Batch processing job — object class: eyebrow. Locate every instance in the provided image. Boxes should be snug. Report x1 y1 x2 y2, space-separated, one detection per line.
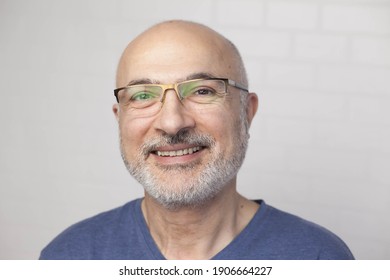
185 72 217 81
126 72 218 86
126 78 155 86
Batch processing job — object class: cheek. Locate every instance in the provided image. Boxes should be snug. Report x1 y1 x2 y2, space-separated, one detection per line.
119 116 152 151
198 108 239 151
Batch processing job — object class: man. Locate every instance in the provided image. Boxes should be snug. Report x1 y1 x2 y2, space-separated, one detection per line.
40 20 354 260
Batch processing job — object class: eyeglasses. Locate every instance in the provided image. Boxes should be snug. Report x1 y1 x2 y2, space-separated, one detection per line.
113 78 248 115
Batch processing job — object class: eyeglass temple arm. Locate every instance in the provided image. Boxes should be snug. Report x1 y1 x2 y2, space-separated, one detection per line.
228 80 248 92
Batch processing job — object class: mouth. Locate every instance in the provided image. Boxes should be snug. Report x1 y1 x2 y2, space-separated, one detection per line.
152 146 204 157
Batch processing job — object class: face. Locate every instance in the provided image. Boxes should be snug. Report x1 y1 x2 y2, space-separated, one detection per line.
114 23 257 209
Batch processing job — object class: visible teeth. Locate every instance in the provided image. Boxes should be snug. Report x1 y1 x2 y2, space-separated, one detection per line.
156 147 202 157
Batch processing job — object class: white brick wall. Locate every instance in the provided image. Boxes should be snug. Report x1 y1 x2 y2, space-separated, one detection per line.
294 33 348 61
216 0 264 27
267 1 319 30
266 62 316 89
1 0 389 260
352 37 390 65
322 4 390 34
318 65 390 94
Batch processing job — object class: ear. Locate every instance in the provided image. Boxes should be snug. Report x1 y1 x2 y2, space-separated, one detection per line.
112 104 120 122
246 92 258 127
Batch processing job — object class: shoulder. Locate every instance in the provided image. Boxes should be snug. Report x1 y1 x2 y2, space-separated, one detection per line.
40 199 140 260
251 201 354 259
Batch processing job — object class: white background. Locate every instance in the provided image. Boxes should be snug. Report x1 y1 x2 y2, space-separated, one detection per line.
1 0 389 259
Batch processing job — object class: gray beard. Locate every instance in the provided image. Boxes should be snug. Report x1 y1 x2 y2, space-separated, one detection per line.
120 112 249 210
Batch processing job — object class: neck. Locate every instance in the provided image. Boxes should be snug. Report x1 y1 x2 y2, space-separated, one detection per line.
141 180 259 260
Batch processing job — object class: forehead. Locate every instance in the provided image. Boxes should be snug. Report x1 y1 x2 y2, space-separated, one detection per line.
117 25 237 86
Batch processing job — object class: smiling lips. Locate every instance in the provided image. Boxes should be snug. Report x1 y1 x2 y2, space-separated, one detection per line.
154 146 203 157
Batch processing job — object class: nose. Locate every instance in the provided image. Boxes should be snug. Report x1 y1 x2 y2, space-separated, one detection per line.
153 89 196 135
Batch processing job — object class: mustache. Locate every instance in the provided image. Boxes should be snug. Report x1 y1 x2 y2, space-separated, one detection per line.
140 130 215 156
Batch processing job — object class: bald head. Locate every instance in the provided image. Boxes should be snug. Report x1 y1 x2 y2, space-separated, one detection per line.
116 20 248 88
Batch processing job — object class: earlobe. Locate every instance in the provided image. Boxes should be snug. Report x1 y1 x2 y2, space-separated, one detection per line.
112 104 120 122
246 92 258 127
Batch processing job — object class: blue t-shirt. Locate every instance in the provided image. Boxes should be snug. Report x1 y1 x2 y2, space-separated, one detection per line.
40 199 354 259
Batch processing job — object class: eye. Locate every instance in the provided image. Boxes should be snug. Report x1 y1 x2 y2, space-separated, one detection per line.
193 88 216 96
178 80 225 104
131 91 159 101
